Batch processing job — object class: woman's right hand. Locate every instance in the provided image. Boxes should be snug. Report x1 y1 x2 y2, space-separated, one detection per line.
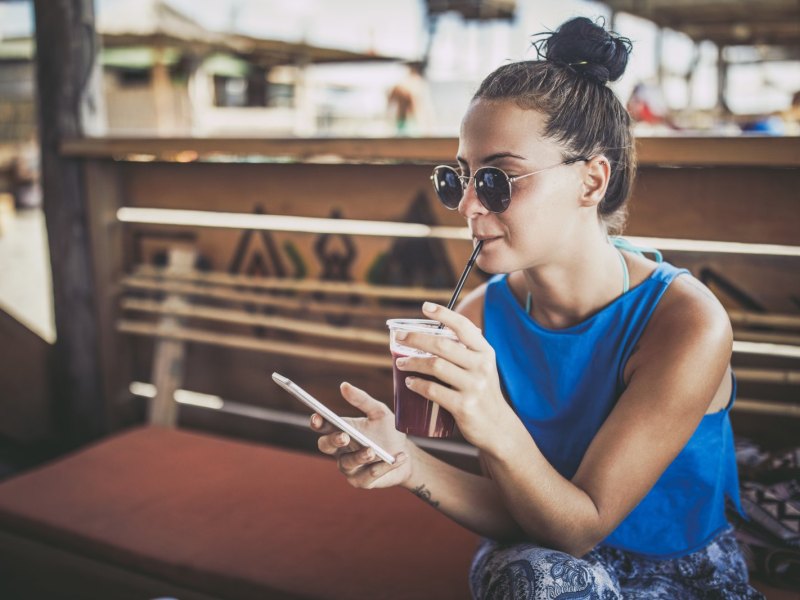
311 381 413 489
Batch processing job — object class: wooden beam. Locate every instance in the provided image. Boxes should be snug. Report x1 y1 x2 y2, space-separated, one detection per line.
729 310 800 331
33 0 107 446
734 368 800 385
121 298 390 346
59 136 800 168
117 321 393 369
120 276 414 321
734 398 800 419
132 265 456 302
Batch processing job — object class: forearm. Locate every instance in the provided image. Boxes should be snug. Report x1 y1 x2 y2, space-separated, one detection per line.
403 441 524 541
482 413 602 556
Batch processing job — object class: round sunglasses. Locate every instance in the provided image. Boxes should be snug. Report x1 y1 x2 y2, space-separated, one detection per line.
430 157 588 213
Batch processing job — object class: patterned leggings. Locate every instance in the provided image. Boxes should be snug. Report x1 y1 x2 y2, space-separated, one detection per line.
469 527 764 600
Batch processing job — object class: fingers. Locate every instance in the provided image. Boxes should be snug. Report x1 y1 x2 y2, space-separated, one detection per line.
345 452 408 489
404 375 458 414
395 353 465 390
394 302 489 369
309 413 337 435
339 382 390 420
312 414 358 457
317 429 354 456
395 326 476 371
401 333 475 371
422 302 490 352
337 445 378 474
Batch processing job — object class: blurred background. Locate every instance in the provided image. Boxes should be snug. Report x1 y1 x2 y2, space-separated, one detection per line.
1 0 799 142
1 0 798 346
0 2 797 597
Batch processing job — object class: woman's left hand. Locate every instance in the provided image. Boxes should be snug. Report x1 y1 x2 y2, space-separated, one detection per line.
394 302 513 452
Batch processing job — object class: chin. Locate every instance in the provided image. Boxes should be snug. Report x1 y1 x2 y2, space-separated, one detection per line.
476 255 513 276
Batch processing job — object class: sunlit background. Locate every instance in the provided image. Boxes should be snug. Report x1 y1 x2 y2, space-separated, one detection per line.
1 0 799 139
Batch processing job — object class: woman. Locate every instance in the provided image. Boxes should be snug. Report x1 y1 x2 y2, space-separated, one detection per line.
312 17 762 599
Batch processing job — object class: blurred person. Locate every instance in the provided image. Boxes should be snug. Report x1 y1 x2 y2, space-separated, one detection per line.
12 134 41 209
312 17 761 599
626 81 675 132
780 90 800 135
739 90 800 135
387 61 433 135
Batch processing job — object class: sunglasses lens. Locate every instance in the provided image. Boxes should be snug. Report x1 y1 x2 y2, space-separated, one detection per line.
475 168 511 212
431 166 463 209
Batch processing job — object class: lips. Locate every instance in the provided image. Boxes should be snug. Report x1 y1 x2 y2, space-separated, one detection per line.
474 235 501 243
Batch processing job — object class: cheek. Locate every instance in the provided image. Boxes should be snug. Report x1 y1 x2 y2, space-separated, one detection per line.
516 181 576 225
504 196 570 252
506 192 554 229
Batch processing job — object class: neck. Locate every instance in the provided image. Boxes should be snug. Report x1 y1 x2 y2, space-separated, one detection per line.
521 231 624 329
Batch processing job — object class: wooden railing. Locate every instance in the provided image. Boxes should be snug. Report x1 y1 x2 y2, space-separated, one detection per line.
63 135 799 446
118 261 800 419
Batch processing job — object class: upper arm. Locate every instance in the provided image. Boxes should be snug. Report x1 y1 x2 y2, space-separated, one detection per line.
571 276 733 538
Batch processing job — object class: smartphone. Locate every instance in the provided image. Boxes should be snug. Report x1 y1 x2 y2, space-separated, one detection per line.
271 372 396 465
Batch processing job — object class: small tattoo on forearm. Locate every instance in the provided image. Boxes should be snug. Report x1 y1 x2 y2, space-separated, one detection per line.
411 484 440 509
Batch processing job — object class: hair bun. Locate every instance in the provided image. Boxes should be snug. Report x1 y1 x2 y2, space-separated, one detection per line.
533 17 632 85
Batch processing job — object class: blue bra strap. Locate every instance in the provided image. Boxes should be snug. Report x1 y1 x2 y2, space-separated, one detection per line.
616 247 630 293
610 236 663 263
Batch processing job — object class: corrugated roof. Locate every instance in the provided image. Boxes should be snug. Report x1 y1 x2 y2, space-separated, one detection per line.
97 0 226 44
97 0 400 66
425 0 516 20
606 0 800 47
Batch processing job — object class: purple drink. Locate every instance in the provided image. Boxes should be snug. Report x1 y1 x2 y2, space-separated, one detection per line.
387 319 458 438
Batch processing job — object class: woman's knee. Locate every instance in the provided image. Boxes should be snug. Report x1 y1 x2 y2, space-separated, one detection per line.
470 540 620 599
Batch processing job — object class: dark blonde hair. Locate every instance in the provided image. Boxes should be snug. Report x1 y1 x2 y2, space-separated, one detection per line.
473 17 635 235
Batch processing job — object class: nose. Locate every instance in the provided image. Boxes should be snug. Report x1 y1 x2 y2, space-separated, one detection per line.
457 177 489 219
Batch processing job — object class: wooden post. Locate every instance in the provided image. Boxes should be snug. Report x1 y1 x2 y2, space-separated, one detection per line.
655 26 665 92
33 0 107 447
717 44 730 115
152 47 173 136
148 248 196 427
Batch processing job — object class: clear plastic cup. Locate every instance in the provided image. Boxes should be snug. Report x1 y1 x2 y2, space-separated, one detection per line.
387 319 458 438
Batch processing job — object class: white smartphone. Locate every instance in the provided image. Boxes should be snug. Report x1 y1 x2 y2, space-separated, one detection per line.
271 372 396 465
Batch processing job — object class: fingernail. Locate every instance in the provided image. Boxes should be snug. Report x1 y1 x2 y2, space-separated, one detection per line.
396 331 407 341
405 376 414 387
338 433 348 444
423 302 437 312
396 357 408 367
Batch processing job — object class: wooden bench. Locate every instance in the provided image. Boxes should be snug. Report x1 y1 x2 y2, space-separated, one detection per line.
0 426 479 600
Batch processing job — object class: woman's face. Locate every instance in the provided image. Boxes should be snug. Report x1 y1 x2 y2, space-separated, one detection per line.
456 98 586 273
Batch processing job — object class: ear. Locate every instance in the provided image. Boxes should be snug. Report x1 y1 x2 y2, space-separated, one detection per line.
579 156 610 208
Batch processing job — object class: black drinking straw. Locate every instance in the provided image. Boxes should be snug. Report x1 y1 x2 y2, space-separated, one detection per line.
437 239 484 328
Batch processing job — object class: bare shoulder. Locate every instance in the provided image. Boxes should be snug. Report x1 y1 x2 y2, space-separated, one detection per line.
654 272 732 343
455 281 489 331
625 267 733 386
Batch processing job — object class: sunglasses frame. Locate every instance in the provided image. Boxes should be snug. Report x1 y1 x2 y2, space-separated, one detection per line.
430 156 589 213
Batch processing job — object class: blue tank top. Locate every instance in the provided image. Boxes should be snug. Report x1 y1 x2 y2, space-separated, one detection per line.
484 260 744 558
